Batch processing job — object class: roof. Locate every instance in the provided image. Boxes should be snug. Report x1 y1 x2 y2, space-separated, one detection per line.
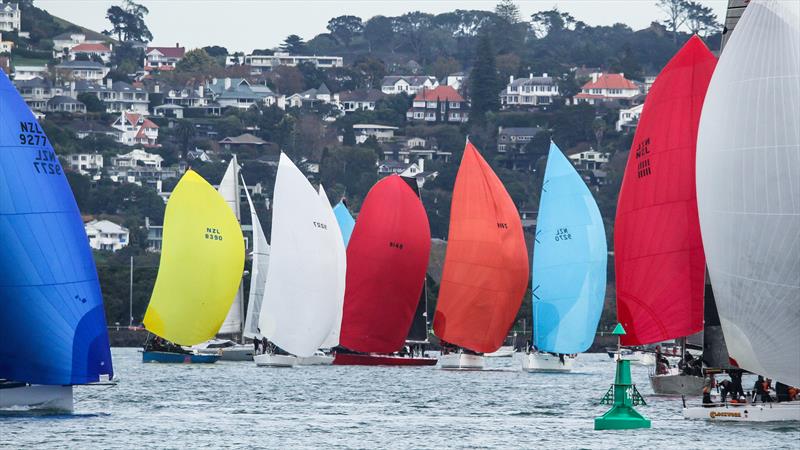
414 85 464 102
581 73 638 91
317 83 330 95
53 31 84 41
14 77 50 88
381 75 436 87
353 124 399 131
508 75 556 88
71 43 111 53
146 46 186 58
121 112 158 130
154 104 184 110
498 127 544 137
85 219 128 234
219 133 267 145
339 89 385 102
56 60 107 69
47 95 84 106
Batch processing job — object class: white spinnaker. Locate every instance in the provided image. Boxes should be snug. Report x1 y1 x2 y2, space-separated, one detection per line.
318 185 347 349
218 155 244 335
242 175 270 339
259 154 342 357
696 0 800 386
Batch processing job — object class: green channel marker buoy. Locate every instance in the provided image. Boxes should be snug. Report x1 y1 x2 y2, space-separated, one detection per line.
594 323 651 430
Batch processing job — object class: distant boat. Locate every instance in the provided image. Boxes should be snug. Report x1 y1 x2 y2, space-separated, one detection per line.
614 35 717 395
334 175 436 366
240 175 270 359
142 170 245 363
524 142 607 373
433 139 529 370
216 156 246 338
0 70 113 411
255 154 345 367
685 0 800 422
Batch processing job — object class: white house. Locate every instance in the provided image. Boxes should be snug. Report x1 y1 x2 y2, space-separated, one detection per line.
69 43 113 63
0 3 20 33
13 65 48 81
112 148 163 169
339 89 386 113
111 112 159 147
500 73 560 108
568 148 610 170
144 44 186 72
573 73 640 105
67 153 104 175
616 103 644 132
14 77 62 111
85 219 129 252
205 77 285 110
244 52 343 74
74 79 150 114
497 126 545 154
445 72 467 92
55 60 110 81
351 124 398 144
380 75 438 95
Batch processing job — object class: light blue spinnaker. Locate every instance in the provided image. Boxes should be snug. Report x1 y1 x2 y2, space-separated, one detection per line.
333 200 355 247
0 70 113 385
532 142 607 354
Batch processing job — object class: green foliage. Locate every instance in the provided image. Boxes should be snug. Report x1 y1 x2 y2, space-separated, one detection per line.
327 15 363 48
175 48 220 74
103 0 152 42
320 146 378 204
469 34 501 124
281 35 308 54
77 93 105 113
364 15 394 52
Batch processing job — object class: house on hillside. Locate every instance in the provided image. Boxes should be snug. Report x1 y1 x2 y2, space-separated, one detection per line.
71 120 120 141
381 75 438 95
69 43 113 63
500 74 559 109
616 103 644 132
76 79 149 113
218 133 268 151
497 126 546 154
55 60 110 81
385 137 452 162
377 158 438 188
13 64 47 81
14 77 62 111
85 220 129 252
244 52 343 74
67 153 103 175
0 3 20 32
111 112 159 147
109 149 178 187
144 44 186 72
568 148 610 170
572 72 640 105
0 33 13 52
406 85 468 124
205 77 285 110
339 89 386 113
286 83 339 109
445 72 468 92
46 95 86 114
349 124 398 144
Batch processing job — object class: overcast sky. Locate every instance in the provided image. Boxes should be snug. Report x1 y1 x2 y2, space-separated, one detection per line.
37 0 728 53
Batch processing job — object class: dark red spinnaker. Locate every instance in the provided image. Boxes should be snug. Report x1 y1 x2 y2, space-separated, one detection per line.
339 175 431 353
615 35 716 346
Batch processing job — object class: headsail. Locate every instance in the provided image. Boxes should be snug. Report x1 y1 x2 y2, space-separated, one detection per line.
242 176 270 340
696 0 800 385
144 170 245 346
217 156 244 335
432 140 529 353
333 200 355 247
0 70 113 385
532 142 607 354
258 154 345 357
614 36 716 346
339 175 431 353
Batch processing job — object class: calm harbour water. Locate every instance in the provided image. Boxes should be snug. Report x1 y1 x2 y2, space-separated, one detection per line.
2 348 798 449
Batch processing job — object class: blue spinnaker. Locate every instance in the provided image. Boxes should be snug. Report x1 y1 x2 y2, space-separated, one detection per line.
532 142 607 354
333 201 355 247
0 71 113 385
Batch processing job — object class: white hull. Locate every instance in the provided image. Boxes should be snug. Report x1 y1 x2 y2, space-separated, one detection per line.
296 354 334 366
218 345 254 361
485 346 515 358
254 353 297 367
649 370 704 396
0 384 73 412
683 402 800 422
631 352 655 366
521 353 575 372
439 353 484 370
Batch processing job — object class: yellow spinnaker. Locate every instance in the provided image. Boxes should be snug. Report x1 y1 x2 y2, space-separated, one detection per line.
144 170 245 346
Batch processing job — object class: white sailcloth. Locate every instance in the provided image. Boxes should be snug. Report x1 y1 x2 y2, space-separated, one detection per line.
318 185 347 349
696 0 800 386
259 154 345 357
242 175 270 339
218 155 244 335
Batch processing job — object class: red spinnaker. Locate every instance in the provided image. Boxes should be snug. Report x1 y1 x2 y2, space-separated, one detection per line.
339 175 431 353
432 141 529 353
615 36 716 346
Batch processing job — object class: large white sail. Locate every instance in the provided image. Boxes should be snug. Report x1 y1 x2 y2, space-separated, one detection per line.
242 176 270 339
218 155 244 335
258 154 345 357
318 185 346 349
696 0 800 385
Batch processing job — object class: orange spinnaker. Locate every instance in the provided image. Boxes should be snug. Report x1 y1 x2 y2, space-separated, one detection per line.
432 140 529 353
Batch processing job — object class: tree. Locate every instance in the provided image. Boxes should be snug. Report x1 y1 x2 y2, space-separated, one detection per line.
77 93 104 113
174 120 195 157
327 15 363 48
103 0 152 42
431 56 460 80
281 35 307 54
393 12 434 61
530 8 577 38
657 0 689 43
342 125 356 146
469 34 500 124
495 0 521 24
175 48 220 74
202 45 228 57
593 117 607 151
684 1 720 37
364 15 394 52
352 56 386 88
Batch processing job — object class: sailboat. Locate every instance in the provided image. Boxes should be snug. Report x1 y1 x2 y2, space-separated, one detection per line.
433 139 529 370
0 70 114 411
333 175 436 366
333 200 355 247
255 154 346 367
239 175 270 355
614 35 717 395
523 142 607 372
684 0 800 422
142 170 245 363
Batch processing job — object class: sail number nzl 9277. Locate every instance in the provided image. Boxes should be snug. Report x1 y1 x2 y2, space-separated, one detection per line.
20 121 62 176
